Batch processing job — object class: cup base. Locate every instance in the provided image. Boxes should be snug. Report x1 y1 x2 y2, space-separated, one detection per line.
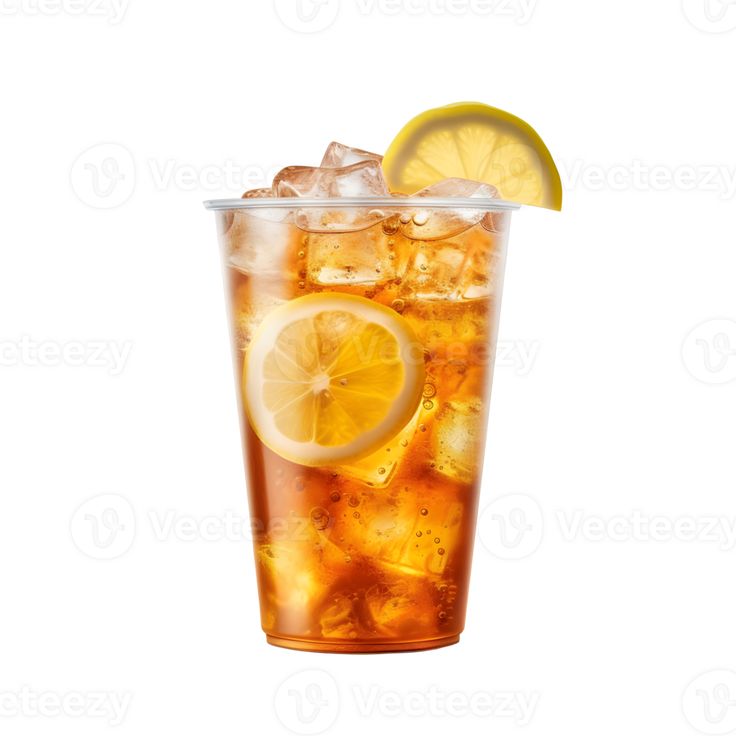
265 633 460 653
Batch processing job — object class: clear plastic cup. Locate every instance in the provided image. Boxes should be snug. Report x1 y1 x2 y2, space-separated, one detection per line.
205 196 519 652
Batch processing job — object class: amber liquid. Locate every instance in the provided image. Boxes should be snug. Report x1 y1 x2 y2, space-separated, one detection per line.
220 207 509 652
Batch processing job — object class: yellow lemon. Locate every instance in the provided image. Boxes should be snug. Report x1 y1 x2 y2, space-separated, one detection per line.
244 293 425 466
383 101 562 210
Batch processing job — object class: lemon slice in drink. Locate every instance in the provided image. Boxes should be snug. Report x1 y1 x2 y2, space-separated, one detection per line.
244 293 425 466
383 101 562 210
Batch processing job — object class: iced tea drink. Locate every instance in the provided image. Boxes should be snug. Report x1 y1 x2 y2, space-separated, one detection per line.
210 187 515 652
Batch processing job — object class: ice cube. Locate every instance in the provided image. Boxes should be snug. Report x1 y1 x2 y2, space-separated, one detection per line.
328 479 464 578
401 299 493 354
216 210 234 236
418 178 498 198
242 187 272 198
401 178 499 241
229 272 289 352
273 161 391 233
305 226 396 286
257 542 321 613
481 208 511 233
458 233 505 300
400 217 503 301
405 222 506 302
257 526 351 635
237 187 288 223
402 240 467 300
223 210 298 276
364 580 434 636
273 160 389 198
426 362 489 406
319 595 359 639
431 399 487 483
369 496 464 577
321 141 383 168
338 407 421 487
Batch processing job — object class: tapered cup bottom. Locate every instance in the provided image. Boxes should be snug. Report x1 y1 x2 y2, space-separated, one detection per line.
265 633 460 653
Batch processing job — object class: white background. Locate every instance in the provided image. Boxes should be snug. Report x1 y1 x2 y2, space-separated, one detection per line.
1 1 735 734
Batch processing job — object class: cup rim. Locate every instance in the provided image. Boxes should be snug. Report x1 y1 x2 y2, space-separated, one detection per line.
203 196 521 211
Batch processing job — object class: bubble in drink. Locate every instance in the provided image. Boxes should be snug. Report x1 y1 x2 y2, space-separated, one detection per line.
310 507 331 531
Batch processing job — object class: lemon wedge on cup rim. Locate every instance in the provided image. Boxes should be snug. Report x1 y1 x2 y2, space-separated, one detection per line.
383 101 562 210
244 293 425 467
